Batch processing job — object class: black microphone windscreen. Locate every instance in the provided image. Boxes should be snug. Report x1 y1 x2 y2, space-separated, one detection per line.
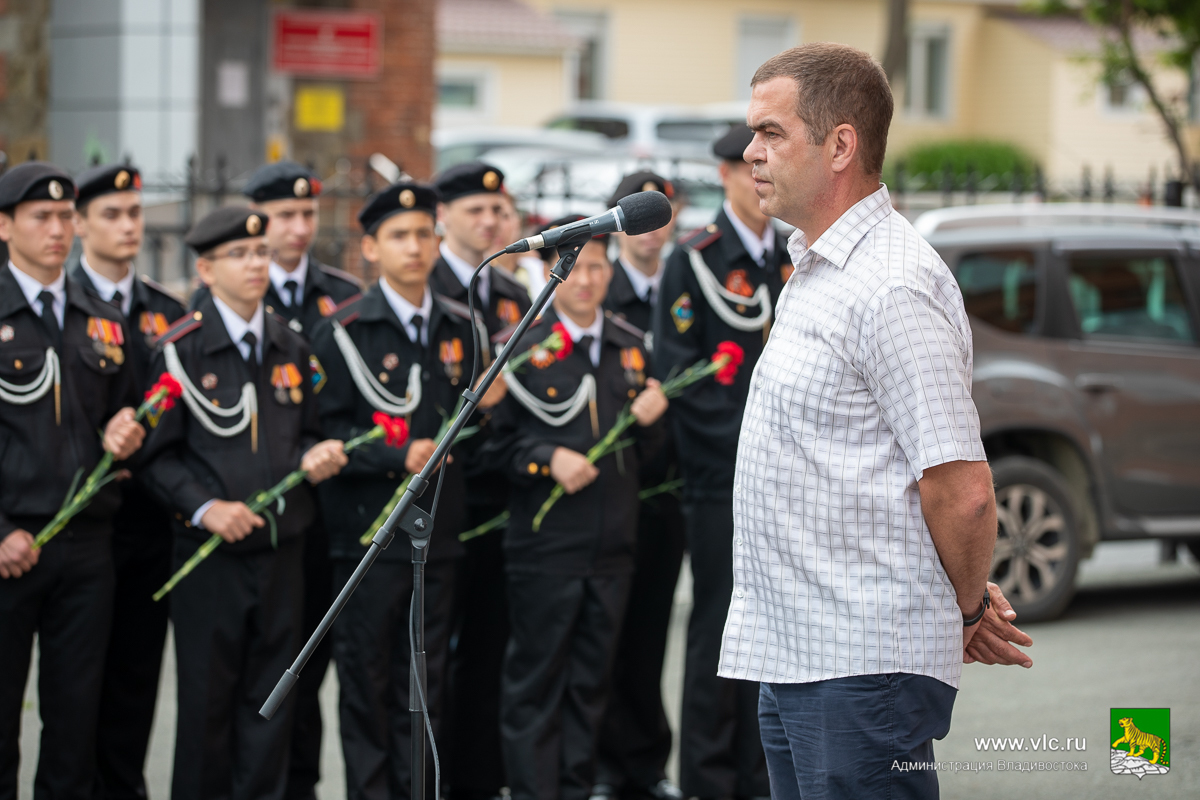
617 191 673 236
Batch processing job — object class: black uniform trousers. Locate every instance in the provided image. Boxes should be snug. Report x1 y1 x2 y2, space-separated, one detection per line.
170 536 304 800
333 557 456 800
595 494 686 791
501 572 632 800
0 523 114 800
679 501 768 798
94 493 173 800
287 516 333 800
446 503 508 800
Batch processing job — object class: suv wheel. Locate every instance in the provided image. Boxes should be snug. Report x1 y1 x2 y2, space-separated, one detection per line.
990 456 1081 622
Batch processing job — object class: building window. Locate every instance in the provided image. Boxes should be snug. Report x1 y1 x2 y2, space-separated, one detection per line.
906 25 950 119
435 68 493 125
438 77 480 110
737 16 794 100
555 11 607 100
1104 70 1147 114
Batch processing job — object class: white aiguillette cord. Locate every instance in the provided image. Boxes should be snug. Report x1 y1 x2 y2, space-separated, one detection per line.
164 341 257 442
0 347 61 423
688 248 773 331
504 369 596 427
331 320 423 416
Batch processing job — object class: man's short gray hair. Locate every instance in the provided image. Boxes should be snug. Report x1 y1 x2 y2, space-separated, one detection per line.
751 43 893 176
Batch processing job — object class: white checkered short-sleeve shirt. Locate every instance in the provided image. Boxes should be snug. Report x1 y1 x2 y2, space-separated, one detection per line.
718 185 986 689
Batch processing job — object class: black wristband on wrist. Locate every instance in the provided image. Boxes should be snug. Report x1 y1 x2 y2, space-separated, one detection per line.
963 588 990 627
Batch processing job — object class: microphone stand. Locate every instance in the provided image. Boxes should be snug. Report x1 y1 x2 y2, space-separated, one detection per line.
260 238 589 800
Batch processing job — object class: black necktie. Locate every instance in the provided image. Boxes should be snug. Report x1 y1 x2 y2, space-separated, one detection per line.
410 314 424 347
576 335 595 367
39 290 62 350
109 290 124 311
284 280 299 308
241 331 259 376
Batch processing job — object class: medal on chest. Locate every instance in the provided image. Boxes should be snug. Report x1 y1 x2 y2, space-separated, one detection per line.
496 298 521 325
0 325 13 343
139 311 170 346
317 295 338 317
87 317 126 365
270 362 305 405
439 337 464 384
620 347 646 387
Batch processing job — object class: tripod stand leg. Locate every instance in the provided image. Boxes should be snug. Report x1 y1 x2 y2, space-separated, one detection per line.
411 544 428 800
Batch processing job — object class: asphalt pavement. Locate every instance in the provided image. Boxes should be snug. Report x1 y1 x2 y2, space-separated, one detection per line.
18 540 1199 800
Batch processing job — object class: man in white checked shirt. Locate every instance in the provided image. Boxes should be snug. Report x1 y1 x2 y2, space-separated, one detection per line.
720 43 1034 799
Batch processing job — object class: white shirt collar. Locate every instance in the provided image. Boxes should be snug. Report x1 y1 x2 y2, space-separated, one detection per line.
80 255 135 317
618 257 661 303
378 277 432 346
440 242 489 306
211 295 265 363
554 307 604 367
786 185 892 271
269 254 308 306
724 200 774 266
8 261 66 327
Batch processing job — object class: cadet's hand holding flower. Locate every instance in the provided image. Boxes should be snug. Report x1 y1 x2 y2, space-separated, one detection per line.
630 378 668 427
302 439 349 484
103 406 145 460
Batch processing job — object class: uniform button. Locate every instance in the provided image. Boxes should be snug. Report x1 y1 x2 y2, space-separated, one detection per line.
99 358 107 368
175 513 183 520
628 389 637 399
266 305 274 314
546 387 558 398
13 359 22 370
379 372 389 383
527 462 538 474
387 471 395 479
541 465 550 476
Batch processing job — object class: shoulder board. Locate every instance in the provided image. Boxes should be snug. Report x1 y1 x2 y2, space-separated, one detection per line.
139 275 187 307
159 310 204 344
433 292 477 323
678 224 722 251
318 264 364 290
330 293 364 324
603 309 646 341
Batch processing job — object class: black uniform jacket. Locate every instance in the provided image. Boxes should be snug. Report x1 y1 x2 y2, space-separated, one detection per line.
140 294 322 553
429 255 532 507
603 257 655 334
482 309 664 576
652 208 790 503
0 264 139 538
191 255 361 339
310 283 476 563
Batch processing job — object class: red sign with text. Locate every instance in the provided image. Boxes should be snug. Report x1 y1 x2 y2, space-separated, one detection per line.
272 10 382 78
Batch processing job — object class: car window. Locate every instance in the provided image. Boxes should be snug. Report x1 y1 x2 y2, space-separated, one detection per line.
655 120 729 142
955 250 1038 334
547 117 630 139
1067 254 1195 343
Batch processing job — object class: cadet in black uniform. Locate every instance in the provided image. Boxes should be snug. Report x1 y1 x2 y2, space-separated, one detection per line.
68 163 189 800
430 162 531 800
311 181 500 800
0 162 146 800
652 125 789 800
140 206 348 800
483 228 668 800
192 161 362 800
594 174 685 800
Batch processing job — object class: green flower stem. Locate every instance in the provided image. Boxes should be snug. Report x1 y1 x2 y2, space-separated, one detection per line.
638 478 685 502
458 510 510 542
154 425 387 601
33 386 173 550
529 355 729 533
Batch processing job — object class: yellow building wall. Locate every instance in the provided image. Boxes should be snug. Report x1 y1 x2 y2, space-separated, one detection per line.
527 0 884 106
437 53 568 128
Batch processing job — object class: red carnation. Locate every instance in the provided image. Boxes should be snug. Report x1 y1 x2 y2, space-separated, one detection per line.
146 372 184 410
712 341 745 386
550 322 574 359
372 412 411 448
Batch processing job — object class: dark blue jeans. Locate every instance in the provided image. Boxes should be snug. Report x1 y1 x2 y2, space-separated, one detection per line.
759 673 957 800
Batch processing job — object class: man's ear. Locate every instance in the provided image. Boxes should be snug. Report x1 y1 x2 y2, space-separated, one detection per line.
194 256 215 287
0 211 11 242
361 234 379 264
829 124 860 175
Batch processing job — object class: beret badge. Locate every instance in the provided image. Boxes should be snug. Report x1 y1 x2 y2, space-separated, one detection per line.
399 189 416 208
294 177 310 197
48 180 64 200
483 170 500 191
246 215 263 235
115 170 131 190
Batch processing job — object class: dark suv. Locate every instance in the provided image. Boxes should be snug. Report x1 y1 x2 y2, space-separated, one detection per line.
918 205 1200 621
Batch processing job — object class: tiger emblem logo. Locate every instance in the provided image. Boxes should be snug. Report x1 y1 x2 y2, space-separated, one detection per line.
1113 718 1168 765
1110 708 1170 778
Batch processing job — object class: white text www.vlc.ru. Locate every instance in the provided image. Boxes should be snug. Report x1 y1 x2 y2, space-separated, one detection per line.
975 735 1086 752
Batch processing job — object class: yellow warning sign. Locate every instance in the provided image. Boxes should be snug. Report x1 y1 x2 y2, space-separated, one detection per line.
294 86 345 132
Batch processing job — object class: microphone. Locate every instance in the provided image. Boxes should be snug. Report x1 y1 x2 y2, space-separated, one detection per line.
503 191 673 254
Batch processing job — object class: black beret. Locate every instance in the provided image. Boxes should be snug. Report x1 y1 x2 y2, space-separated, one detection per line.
433 161 505 204
184 206 269 254
535 214 609 261
607 170 674 208
75 163 142 206
358 181 440 234
0 162 76 212
713 123 754 161
242 160 322 203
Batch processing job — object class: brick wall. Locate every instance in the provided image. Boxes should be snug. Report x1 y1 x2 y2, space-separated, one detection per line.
0 0 50 163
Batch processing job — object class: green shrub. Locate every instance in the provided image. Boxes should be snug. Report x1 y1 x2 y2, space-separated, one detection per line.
884 140 1040 191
